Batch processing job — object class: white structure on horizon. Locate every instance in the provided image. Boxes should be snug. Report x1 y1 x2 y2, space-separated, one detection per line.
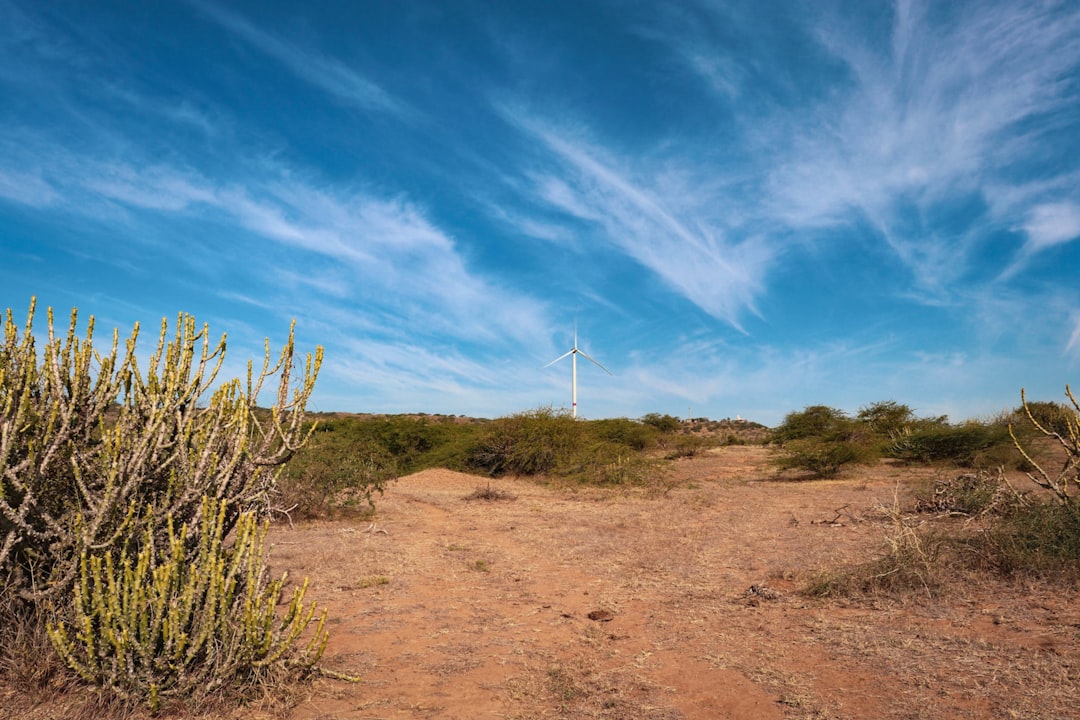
543 326 612 418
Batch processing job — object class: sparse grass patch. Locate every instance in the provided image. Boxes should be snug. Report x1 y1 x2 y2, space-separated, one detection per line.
464 483 517 501
913 470 1025 517
806 461 1080 601
802 493 957 599
664 434 709 459
0 607 67 693
504 657 681 720
545 664 582 703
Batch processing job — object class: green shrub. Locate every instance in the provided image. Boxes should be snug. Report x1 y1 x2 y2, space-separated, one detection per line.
1015 399 1075 438
47 497 327 711
561 441 661 486
640 413 681 433
590 418 657 451
355 417 475 473
769 405 880 477
664 434 709 459
466 408 663 486
291 415 483 480
982 501 1080 576
771 405 851 443
469 407 581 477
856 400 917 437
771 439 871 478
283 412 668 494
889 422 1013 466
278 433 396 518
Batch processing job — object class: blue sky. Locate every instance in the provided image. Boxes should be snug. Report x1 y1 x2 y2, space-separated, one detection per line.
2 0 1079 425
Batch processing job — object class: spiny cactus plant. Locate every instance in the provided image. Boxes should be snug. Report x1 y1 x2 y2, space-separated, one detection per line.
0 297 322 606
46 496 328 711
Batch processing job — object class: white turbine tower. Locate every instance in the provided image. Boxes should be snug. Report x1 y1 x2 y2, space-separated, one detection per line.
543 325 612 418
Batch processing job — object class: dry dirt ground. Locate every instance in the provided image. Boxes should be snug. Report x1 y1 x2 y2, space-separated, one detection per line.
6 447 1078 719
258 447 1078 720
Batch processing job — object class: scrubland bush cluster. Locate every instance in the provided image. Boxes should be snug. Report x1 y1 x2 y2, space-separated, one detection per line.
1 299 327 711
280 408 721 514
278 408 770 516
804 390 1080 596
768 399 1046 478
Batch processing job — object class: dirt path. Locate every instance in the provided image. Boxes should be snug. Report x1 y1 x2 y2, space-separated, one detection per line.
262 447 1080 720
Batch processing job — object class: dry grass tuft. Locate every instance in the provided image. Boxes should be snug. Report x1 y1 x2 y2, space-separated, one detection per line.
463 483 518 501
0 610 65 693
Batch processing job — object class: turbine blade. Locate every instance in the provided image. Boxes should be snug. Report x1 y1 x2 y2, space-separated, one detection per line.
577 350 613 375
542 349 574 368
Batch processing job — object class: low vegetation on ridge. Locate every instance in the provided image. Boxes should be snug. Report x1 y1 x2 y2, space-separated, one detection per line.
277 409 769 517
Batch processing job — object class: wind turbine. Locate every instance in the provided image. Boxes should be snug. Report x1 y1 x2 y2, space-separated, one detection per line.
543 325 612 418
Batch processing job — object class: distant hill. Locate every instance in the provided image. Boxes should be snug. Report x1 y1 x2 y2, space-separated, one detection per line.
681 417 772 444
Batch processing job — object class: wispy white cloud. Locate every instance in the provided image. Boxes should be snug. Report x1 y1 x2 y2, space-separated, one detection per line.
684 50 743 101
1000 201 1080 278
500 107 773 330
792 2 1076 283
84 164 219 212
321 334 555 418
0 168 57 207
102 83 221 138
484 201 575 246
0 120 549 356
1067 316 1080 357
216 180 550 347
1021 202 1080 252
190 1 405 117
660 0 1080 298
489 0 1079 344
